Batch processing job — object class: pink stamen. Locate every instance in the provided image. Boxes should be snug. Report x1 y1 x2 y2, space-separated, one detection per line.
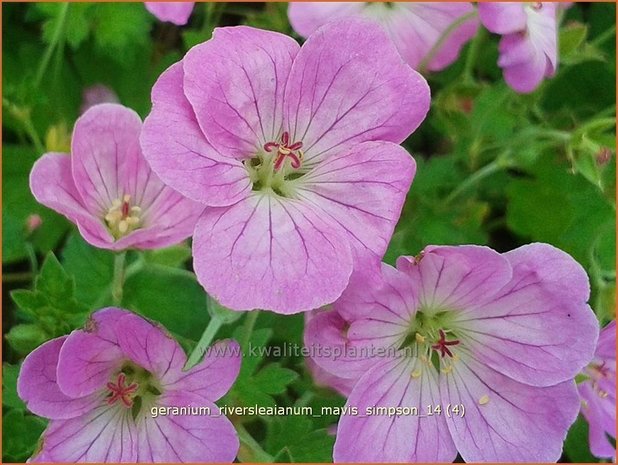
264 131 304 171
107 372 139 408
431 329 460 358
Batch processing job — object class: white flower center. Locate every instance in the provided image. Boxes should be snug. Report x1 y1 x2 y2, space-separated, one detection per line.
104 194 142 239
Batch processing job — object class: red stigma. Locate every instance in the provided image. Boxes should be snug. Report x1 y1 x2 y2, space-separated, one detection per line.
107 372 139 408
264 131 304 171
431 329 460 358
121 201 130 218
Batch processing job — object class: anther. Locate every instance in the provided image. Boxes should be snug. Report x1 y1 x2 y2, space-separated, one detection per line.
478 395 490 405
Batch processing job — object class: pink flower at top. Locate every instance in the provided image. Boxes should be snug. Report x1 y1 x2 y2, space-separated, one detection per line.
479 2 558 93
579 320 616 459
306 243 599 462
30 104 203 251
145 2 195 26
140 20 430 314
18 308 241 462
288 2 479 72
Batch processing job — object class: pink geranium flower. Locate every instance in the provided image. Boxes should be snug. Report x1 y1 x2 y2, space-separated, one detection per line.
18 308 241 462
306 243 599 462
579 320 616 459
479 2 558 93
30 104 203 251
288 2 479 72
145 2 195 26
141 19 430 314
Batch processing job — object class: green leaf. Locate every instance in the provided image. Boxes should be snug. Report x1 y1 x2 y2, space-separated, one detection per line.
36 3 93 49
5 324 48 355
62 233 115 305
2 145 70 264
143 243 192 268
254 363 299 395
122 265 210 342
564 415 598 463
266 416 335 463
2 363 26 411
507 155 615 270
2 410 46 462
559 22 588 58
91 3 152 64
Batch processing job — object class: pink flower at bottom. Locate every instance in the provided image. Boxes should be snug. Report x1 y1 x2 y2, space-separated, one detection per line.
306 243 599 462
141 19 430 314
579 320 616 459
479 2 558 93
30 104 203 251
145 2 195 26
288 2 479 72
18 308 241 462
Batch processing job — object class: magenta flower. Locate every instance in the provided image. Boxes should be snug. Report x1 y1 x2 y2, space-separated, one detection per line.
141 19 430 314
288 2 479 72
306 243 599 462
18 308 241 462
145 2 195 26
479 2 558 93
579 320 616 459
30 104 203 251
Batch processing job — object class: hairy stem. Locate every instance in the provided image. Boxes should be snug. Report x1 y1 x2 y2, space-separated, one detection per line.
184 314 224 370
111 251 127 306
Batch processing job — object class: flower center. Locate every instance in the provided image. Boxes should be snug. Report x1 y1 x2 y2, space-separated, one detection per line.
106 363 162 419
586 361 611 398
245 132 305 197
400 310 462 375
104 194 142 239
107 372 139 408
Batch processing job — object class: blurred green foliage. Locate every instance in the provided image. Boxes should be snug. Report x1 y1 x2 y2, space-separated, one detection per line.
2 2 616 463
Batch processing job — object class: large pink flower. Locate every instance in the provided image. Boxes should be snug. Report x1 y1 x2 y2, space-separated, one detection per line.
288 2 479 72
479 2 558 93
145 2 195 26
140 19 430 314
306 243 599 462
30 104 203 251
18 308 241 462
579 320 616 459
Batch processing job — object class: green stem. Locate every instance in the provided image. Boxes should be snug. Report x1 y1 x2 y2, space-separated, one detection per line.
184 314 224 370
236 424 274 463
111 252 127 306
419 11 478 73
25 242 39 276
34 2 69 88
2 272 34 283
241 311 259 350
463 26 487 83
591 24 616 48
446 156 510 204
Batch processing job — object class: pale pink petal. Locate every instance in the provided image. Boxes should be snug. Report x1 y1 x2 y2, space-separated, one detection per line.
596 320 616 360
138 391 239 462
499 33 548 94
192 195 353 313
455 243 599 386
386 3 479 71
283 18 430 164
296 141 415 264
579 382 616 458
141 62 251 207
478 3 528 34
115 312 187 378
145 2 195 26
287 2 364 38
29 153 114 246
304 308 377 381
305 355 355 397
396 245 513 310
334 356 457 462
441 356 580 462
38 404 137 462
56 309 127 398
71 104 145 215
183 26 300 158
164 340 241 402
18 337 101 420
